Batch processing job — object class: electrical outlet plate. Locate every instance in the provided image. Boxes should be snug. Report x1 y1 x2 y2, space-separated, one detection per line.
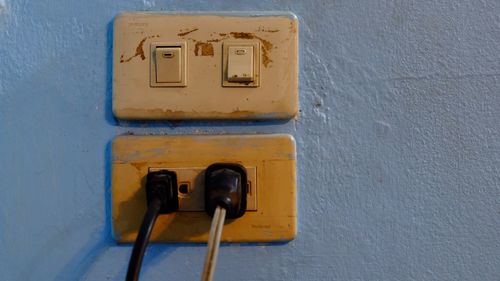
112 12 298 120
112 134 296 243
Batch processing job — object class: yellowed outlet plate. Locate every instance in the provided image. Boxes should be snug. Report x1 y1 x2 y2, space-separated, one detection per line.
112 134 297 243
113 12 298 120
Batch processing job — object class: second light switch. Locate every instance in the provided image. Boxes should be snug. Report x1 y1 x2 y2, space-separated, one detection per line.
222 42 260 87
227 46 254 82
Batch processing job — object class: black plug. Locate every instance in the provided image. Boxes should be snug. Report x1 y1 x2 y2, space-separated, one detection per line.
201 164 247 280
146 170 179 213
205 163 247 219
126 170 179 281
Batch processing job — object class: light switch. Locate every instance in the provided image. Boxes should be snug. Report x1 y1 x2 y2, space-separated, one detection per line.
150 42 187 87
156 47 181 83
222 42 260 87
227 46 254 82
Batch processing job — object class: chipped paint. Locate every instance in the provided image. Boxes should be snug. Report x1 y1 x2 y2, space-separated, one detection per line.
190 36 227 57
177 28 198 36
289 20 297 33
258 27 280 33
178 30 274 67
115 107 285 119
230 32 273 67
114 14 298 120
194 42 214 56
119 35 159 63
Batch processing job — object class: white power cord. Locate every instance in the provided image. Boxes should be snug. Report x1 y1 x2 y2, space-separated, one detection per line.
201 206 226 281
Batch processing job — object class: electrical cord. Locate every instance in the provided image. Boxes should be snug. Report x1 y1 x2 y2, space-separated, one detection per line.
125 170 178 281
201 163 247 281
124 164 243 281
126 198 162 281
201 205 226 281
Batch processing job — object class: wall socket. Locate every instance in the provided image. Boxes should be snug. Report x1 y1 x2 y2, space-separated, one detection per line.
149 166 257 211
112 134 297 243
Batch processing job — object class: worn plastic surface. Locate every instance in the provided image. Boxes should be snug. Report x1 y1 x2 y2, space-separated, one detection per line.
113 12 298 120
111 134 296 242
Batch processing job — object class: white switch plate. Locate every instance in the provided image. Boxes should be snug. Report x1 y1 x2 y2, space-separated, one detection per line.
113 12 298 120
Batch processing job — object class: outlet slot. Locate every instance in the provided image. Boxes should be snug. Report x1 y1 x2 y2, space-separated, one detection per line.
178 182 190 195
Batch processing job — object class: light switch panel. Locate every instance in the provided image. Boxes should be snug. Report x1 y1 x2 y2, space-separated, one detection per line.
113 12 298 120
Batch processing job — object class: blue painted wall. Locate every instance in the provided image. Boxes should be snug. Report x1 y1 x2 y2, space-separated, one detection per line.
1 0 499 280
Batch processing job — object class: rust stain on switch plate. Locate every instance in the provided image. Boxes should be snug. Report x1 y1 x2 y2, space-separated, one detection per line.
177 28 199 36
229 32 273 67
177 30 274 66
257 27 280 33
118 107 263 119
112 13 299 120
194 42 214 56
120 35 159 63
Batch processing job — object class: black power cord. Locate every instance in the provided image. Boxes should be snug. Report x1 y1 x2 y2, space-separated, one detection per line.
125 164 246 281
126 170 179 281
126 198 161 281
